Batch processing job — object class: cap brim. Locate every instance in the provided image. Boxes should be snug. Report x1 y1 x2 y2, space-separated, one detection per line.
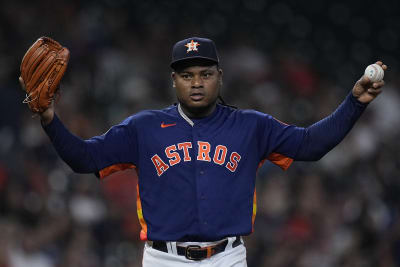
170 56 219 69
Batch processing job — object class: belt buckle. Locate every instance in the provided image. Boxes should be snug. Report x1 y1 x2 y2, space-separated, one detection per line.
185 245 202 261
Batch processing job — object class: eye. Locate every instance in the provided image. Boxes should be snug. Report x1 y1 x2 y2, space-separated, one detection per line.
202 72 213 78
180 73 191 80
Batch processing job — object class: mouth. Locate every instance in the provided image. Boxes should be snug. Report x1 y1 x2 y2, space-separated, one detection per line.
190 92 205 101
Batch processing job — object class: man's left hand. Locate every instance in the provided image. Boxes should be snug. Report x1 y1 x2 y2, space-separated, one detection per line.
352 61 387 104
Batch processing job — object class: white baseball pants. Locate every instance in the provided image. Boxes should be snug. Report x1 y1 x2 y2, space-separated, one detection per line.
142 237 247 267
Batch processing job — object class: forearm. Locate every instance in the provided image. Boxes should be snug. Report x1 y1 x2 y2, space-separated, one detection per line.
295 92 368 161
42 114 98 173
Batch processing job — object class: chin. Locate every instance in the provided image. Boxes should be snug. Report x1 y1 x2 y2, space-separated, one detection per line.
186 102 208 112
181 99 217 117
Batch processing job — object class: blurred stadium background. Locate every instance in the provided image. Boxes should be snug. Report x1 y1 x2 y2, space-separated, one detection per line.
1 0 400 266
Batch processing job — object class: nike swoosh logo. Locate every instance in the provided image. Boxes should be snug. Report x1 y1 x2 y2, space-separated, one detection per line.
161 122 177 128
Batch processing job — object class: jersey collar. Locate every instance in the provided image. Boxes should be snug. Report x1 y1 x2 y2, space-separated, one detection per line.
177 104 221 127
177 104 194 127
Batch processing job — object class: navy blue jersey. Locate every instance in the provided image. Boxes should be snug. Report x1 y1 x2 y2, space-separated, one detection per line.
43 93 367 241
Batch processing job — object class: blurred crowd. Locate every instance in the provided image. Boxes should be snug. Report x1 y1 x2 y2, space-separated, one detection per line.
1 0 400 266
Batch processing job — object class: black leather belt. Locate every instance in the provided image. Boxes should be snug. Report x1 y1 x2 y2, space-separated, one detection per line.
151 236 242 261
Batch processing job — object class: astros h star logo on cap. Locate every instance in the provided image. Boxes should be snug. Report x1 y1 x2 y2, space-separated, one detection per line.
185 40 200 53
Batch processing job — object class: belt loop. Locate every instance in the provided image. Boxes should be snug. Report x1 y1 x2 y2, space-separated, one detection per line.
145 241 153 250
166 242 172 254
232 236 242 248
226 236 235 250
171 242 177 255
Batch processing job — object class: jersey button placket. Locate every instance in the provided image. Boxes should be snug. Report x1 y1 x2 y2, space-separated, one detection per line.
193 124 209 233
199 169 206 200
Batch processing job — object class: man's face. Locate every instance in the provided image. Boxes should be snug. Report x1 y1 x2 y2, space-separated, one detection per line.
172 64 222 118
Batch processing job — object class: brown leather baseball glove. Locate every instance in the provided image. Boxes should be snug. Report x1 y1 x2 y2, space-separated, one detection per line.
19 37 70 113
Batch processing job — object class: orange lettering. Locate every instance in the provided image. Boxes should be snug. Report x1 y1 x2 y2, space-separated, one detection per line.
197 141 211 162
165 145 181 166
226 152 241 172
151 154 169 176
213 145 227 165
177 142 192 161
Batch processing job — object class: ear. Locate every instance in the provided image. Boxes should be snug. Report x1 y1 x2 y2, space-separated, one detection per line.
171 72 176 88
218 68 223 86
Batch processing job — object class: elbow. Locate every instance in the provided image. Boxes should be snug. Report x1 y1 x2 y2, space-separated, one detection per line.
297 149 327 161
58 146 95 174
301 154 324 162
62 158 90 174
309 149 329 161
70 165 85 173
312 153 325 161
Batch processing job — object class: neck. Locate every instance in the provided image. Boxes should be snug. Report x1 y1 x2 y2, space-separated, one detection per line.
179 103 217 119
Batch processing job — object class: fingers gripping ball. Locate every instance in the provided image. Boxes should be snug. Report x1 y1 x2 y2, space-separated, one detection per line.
19 37 70 113
364 63 384 83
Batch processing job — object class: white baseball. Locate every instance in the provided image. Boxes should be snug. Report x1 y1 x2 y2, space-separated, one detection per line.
364 63 384 82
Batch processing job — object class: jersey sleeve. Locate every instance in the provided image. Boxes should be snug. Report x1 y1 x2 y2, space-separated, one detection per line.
257 112 305 170
294 92 367 161
257 92 368 169
43 114 139 178
87 116 139 178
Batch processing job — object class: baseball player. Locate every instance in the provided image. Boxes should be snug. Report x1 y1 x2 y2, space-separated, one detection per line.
34 37 386 266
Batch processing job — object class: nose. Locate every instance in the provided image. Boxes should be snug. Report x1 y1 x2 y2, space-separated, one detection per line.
191 75 203 88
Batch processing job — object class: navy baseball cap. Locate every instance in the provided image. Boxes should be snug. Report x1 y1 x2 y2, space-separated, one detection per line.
170 37 219 69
